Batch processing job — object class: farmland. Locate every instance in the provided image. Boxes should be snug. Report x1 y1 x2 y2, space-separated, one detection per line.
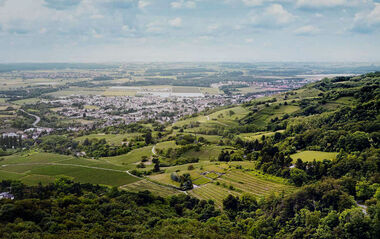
76 133 143 146
189 169 293 207
0 152 139 187
290 151 338 162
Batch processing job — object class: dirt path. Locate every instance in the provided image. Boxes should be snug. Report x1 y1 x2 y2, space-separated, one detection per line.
152 145 157 155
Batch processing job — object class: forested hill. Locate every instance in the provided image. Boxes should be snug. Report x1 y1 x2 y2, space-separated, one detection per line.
0 72 379 238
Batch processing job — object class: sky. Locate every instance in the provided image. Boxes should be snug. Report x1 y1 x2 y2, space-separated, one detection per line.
0 0 379 62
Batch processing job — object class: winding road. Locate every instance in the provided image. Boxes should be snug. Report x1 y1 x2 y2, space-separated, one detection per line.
20 109 41 127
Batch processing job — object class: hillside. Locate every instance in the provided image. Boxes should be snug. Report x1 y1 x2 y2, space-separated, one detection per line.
0 72 379 238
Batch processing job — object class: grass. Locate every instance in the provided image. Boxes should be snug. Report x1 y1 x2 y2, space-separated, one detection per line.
46 87 104 97
246 104 300 128
102 90 137 96
193 177 211 185
189 183 241 208
207 106 250 127
0 170 25 180
76 133 142 145
239 130 285 141
290 151 338 162
180 145 225 161
120 179 181 197
0 151 140 187
149 173 181 187
1 152 72 165
20 175 56 185
199 87 221 95
13 98 40 105
29 165 139 187
84 105 100 110
155 141 179 151
102 146 153 168
188 168 294 208
172 86 201 93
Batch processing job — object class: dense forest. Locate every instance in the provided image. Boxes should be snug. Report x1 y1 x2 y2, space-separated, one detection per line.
0 72 379 238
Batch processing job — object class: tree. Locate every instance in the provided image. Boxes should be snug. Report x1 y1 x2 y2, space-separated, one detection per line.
144 131 152 145
290 168 308 186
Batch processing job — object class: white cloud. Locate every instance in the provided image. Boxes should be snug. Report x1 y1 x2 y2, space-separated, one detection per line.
294 25 320 35
169 17 182 27
296 0 371 9
138 0 150 9
352 2 380 32
91 29 103 38
208 24 219 31
245 38 254 43
242 0 263 6
266 4 294 24
315 13 323 18
249 4 295 28
171 0 196 9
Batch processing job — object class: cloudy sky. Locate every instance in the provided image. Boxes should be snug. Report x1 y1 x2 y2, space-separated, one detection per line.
0 0 379 62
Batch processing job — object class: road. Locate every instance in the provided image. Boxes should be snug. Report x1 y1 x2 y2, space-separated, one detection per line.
20 109 41 127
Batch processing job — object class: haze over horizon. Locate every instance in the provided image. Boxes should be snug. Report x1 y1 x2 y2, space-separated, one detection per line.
0 0 380 63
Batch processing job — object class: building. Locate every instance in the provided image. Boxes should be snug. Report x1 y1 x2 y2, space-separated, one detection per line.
0 192 15 200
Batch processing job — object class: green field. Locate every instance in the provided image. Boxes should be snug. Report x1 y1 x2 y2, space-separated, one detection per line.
180 145 225 161
189 169 293 207
46 87 105 97
29 165 138 186
239 130 285 141
290 151 338 162
172 86 201 93
0 152 139 187
121 179 181 197
102 146 153 168
189 183 241 208
76 133 142 145
246 104 300 128
13 98 40 105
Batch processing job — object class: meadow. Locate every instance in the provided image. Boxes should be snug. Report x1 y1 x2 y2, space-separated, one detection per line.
290 150 338 162
76 133 143 146
0 152 139 187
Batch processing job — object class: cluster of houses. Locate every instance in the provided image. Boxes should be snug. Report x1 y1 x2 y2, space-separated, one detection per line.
47 94 247 127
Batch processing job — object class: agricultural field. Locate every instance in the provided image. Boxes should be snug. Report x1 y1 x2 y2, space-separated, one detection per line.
172 86 201 93
180 145 225 161
199 87 221 95
0 151 139 187
173 106 249 130
76 133 143 146
189 183 241 208
239 130 285 141
84 105 100 110
120 179 182 197
102 89 137 96
245 104 300 128
45 87 105 97
102 146 153 168
290 151 338 162
13 98 40 105
189 169 293 207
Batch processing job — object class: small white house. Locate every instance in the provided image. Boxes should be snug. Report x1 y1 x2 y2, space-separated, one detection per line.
0 192 15 200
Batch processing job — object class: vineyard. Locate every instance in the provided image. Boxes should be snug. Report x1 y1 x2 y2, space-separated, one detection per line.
189 170 293 207
120 179 181 197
